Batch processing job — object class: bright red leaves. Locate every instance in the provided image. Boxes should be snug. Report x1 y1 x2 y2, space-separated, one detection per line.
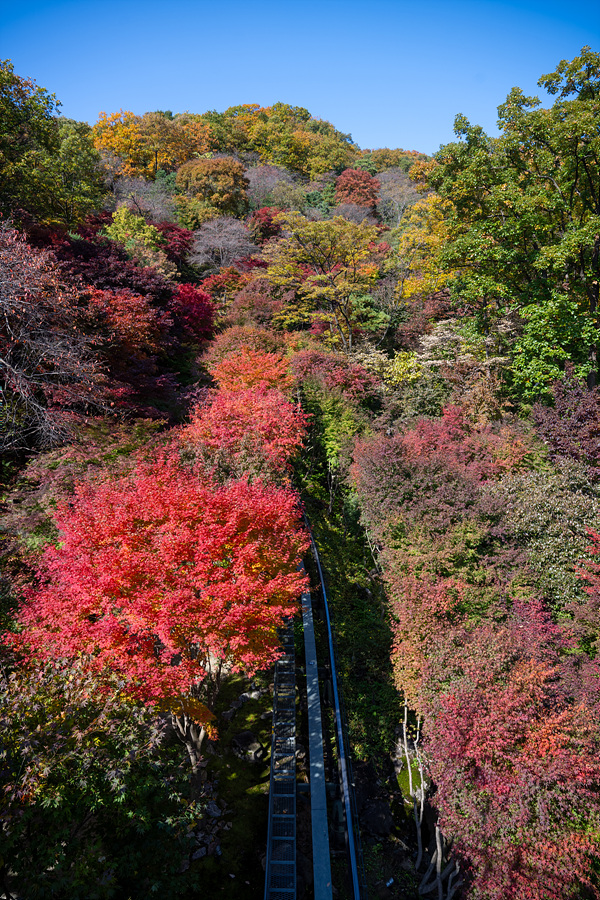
10 454 308 702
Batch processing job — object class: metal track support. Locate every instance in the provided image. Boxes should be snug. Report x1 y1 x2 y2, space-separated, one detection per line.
302 585 333 900
264 621 297 900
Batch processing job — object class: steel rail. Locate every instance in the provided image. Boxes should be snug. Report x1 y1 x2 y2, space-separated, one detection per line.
264 620 297 900
304 515 364 900
301 579 333 899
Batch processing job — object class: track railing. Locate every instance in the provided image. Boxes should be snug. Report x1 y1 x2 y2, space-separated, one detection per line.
306 517 369 900
264 518 368 900
264 620 297 900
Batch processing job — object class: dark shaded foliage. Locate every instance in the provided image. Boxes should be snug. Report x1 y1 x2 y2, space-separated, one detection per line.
169 284 214 342
533 375 600 479
0 661 202 900
155 222 194 264
54 236 175 304
0 225 105 451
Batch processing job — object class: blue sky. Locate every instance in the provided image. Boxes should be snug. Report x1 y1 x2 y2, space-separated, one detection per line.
1 0 599 155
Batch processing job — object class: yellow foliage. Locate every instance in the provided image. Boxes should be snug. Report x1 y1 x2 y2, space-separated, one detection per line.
174 196 221 230
93 110 213 179
247 111 356 178
158 695 216 727
264 212 383 348
93 110 146 176
393 194 454 301
384 351 423 385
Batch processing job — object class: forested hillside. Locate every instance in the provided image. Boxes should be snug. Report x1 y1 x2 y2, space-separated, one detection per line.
1 47 599 900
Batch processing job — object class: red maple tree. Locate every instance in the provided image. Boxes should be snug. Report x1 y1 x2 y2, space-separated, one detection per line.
182 388 308 480
169 283 214 342
335 168 380 209
85 286 170 354
209 348 293 393
10 454 308 741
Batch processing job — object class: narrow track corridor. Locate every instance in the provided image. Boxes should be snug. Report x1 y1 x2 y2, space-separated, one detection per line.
264 527 367 900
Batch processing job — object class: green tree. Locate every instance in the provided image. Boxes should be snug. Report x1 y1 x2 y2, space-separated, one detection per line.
104 206 164 252
249 104 357 178
0 61 104 224
424 47 600 398
103 207 176 276
26 119 105 225
0 59 60 215
263 212 386 348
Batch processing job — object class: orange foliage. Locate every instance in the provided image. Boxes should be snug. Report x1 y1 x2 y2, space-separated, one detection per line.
201 325 286 371
209 348 293 393
182 388 307 480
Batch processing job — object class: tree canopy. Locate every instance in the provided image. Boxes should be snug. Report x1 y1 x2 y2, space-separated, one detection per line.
422 46 600 397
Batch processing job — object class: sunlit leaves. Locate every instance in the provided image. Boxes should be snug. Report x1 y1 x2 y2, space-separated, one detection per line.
93 109 213 179
182 388 307 480
424 48 600 394
264 211 386 349
9 454 308 702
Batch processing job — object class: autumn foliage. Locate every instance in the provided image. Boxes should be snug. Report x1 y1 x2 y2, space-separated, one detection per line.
176 156 249 216
198 266 252 303
55 233 175 304
169 283 214 342
9 454 308 703
182 389 307 479
85 286 170 354
223 277 283 327
351 402 600 897
5 52 600 900
335 167 380 209
291 348 380 401
248 206 284 243
92 109 213 178
388 574 468 711
209 348 293 393
154 222 195 264
533 375 600 479
424 605 600 900
201 325 286 370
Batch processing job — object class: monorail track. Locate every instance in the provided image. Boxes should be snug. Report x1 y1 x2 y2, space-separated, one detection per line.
264 518 367 900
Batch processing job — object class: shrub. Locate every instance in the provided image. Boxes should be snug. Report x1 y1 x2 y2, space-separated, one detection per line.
489 460 600 609
533 375 600 479
182 388 307 480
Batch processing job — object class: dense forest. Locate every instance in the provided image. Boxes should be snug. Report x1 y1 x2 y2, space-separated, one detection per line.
1 45 599 900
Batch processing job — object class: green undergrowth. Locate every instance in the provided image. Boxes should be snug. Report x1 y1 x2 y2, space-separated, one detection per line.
198 670 274 898
395 758 421 808
362 840 420 898
300 475 401 765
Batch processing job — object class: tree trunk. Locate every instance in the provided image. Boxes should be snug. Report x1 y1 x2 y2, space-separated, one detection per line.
586 237 599 388
172 712 207 773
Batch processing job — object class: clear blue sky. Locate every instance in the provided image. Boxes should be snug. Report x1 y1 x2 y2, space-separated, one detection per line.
1 0 599 155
